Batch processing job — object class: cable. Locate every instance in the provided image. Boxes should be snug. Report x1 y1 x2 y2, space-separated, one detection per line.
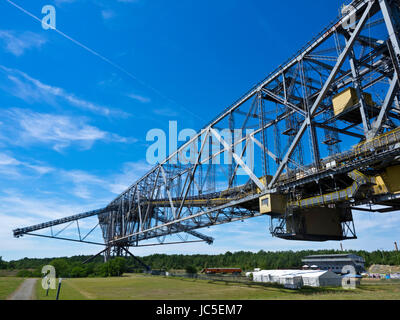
4 0 204 122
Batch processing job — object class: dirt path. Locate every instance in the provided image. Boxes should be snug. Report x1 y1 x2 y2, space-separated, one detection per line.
7 278 37 300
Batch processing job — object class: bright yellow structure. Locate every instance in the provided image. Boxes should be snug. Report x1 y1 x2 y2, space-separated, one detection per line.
369 165 400 195
259 194 286 215
372 175 389 195
379 165 400 194
257 175 272 193
332 87 374 116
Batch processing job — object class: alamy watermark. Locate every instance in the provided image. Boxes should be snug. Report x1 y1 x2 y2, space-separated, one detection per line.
341 264 358 290
41 265 56 290
341 3 357 31
42 5 56 30
146 121 254 176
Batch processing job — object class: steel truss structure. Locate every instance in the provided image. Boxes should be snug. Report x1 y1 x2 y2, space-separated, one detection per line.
13 0 400 261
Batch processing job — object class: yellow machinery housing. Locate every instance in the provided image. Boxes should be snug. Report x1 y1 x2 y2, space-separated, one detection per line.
332 87 377 124
332 87 374 116
259 194 286 215
372 175 389 195
373 165 400 195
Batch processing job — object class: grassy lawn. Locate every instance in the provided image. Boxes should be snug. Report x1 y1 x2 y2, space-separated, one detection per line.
0 277 25 300
35 278 88 300
34 274 400 300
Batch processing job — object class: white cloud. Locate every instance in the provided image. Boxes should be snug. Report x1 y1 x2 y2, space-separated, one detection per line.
0 152 54 178
0 65 130 118
56 160 153 199
24 164 54 175
0 147 149 203
55 160 153 199
1 108 135 151
64 170 105 185
153 107 179 117
127 93 151 103
60 170 106 199
0 154 22 178
0 153 20 166
353 209 400 232
0 193 81 221
0 30 46 56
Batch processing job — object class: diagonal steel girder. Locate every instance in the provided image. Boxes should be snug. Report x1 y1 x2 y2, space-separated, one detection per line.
369 0 400 138
261 88 306 116
155 213 214 244
210 128 265 190
370 72 399 137
268 0 375 189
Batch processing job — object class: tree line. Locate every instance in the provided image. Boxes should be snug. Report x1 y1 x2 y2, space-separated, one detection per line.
139 249 400 272
0 255 126 278
1 249 399 278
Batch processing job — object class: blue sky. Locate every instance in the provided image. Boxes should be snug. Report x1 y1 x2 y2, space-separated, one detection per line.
0 0 399 261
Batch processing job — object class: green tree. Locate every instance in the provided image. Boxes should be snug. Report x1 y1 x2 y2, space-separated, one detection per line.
70 266 87 278
94 263 108 277
185 265 197 274
16 269 33 277
0 256 7 270
49 258 70 277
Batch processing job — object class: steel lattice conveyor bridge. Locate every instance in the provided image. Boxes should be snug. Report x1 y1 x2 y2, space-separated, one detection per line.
13 0 400 261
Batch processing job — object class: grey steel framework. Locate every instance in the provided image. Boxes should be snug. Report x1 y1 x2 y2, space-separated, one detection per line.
13 0 400 261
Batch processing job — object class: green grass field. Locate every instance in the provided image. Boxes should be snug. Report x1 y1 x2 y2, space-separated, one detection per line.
35 278 88 300
0 277 25 300
33 274 400 300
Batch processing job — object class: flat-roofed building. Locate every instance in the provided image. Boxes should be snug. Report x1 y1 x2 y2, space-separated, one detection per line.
301 254 365 274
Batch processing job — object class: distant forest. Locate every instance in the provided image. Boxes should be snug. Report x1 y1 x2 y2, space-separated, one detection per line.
1 249 399 278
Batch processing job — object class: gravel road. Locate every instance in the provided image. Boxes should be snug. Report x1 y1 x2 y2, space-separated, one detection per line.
8 278 37 300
